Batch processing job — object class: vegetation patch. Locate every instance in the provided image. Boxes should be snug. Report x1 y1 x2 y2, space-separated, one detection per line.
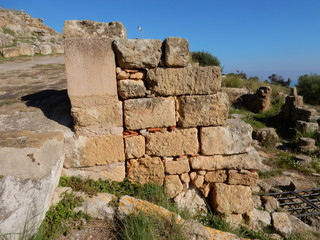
2 27 16 36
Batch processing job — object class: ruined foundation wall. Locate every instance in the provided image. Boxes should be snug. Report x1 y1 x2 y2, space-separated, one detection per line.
63 21 263 216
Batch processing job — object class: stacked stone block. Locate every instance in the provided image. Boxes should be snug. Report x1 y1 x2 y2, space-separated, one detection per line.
64 21 263 217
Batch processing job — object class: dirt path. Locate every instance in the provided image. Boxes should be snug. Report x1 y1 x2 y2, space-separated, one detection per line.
0 55 65 74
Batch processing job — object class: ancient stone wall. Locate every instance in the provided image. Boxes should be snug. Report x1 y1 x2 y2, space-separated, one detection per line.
63 21 263 217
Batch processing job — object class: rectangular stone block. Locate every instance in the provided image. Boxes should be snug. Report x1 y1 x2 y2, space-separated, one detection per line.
124 97 176 130
146 128 198 157
165 157 190 174
177 93 229 127
78 134 125 167
227 170 259 186
164 37 189 67
190 147 263 170
146 65 221 96
65 38 117 97
124 135 145 159
205 170 227 183
200 119 252 155
118 80 147 99
71 96 122 127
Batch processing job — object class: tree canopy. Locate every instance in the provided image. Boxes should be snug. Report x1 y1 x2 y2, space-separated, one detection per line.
190 51 220 67
268 74 291 87
297 74 320 105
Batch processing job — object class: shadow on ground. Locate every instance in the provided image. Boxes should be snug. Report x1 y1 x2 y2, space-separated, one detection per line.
21 89 73 129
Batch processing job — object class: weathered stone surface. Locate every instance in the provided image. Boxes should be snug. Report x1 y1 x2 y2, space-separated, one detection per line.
272 212 293 237
200 119 252 155
297 120 319 133
62 162 125 182
71 96 122 127
130 71 146 80
210 183 254 214
146 128 198 157
63 20 126 39
39 44 52 55
221 87 249 103
165 157 190 174
252 128 279 146
247 209 271 227
147 65 221 96
124 97 176 130
174 187 207 214
0 131 64 238
192 174 205 188
164 37 189 67
165 175 184 198
74 192 117 220
127 156 165 185
180 173 190 183
124 135 145 159
227 170 259 186
298 137 317 152
65 38 117 97
113 39 162 69
0 47 20 57
262 196 279 212
177 93 229 127
204 170 227 183
116 70 130 80
190 147 263 171
118 80 147 99
72 134 125 167
18 43 35 56
0 31 13 47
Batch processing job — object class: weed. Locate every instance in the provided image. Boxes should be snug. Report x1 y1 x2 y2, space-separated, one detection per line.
32 192 88 240
118 211 186 240
0 175 4 179
258 169 283 179
2 27 16 36
0 100 16 106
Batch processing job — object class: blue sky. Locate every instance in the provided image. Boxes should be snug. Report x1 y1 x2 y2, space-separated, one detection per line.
1 0 320 84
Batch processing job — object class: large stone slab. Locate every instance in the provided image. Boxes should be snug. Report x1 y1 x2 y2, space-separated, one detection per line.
0 131 64 238
117 80 147 99
124 97 176 130
177 93 229 127
71 96 123 127
210 183 254 214
146 128 198 157
113 39 162 69
200 119 252 155
190 147 263 170
164 37 189 67
63 20 126 39
146 65 221 96
65 38 117 98
124 135 145 159
127 156 165 185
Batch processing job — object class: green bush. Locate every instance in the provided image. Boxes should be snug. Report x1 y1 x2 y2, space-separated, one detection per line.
190 51 220 67
297 74 320 105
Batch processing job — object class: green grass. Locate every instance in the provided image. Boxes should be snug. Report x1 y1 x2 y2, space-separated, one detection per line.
31 192 88 240
258 169 284 179
0 100 16 106
119 211 186 240
2 27 16 36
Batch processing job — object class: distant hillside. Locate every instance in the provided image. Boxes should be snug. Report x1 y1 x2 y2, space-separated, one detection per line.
0 7 63 58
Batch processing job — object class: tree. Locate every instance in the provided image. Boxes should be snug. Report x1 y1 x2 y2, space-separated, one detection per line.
267 74 290 87
190 51 220 67
297 74 320 105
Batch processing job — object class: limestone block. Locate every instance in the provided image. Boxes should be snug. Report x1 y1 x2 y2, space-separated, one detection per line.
165 157 190 174
0 47 20 58
146 128 198 157
227 170 259 186
192 175 205 188
174 188 207 214
262 196 279 212
146 65 221 96
205 170 227 183
51 44 65 54
118 80 147 99
77 134 125 167
62 162 125 182
71 96 122 127
63 20 126 39
127 156 165 185
177 93 229 127
113 39 162 69
180 173 190 183
40 44 52 55
74 193 117 220
190 147 263 171
210 183 254 214
165 175 184 198
116 70 130 80
124 135 145 159
18 43 35 56
65 38 117 97
272 212 293 237
297 120 319 133
200 119 252 155
247 209 271 227
0 131 64 237
252 128 279 146
124 97 175 130
130 71 146 80
164 37 189 67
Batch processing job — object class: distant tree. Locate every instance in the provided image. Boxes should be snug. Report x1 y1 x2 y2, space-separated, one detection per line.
297 74 320 105
236 70 247 79
191 51 220 67
268 74 290 87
